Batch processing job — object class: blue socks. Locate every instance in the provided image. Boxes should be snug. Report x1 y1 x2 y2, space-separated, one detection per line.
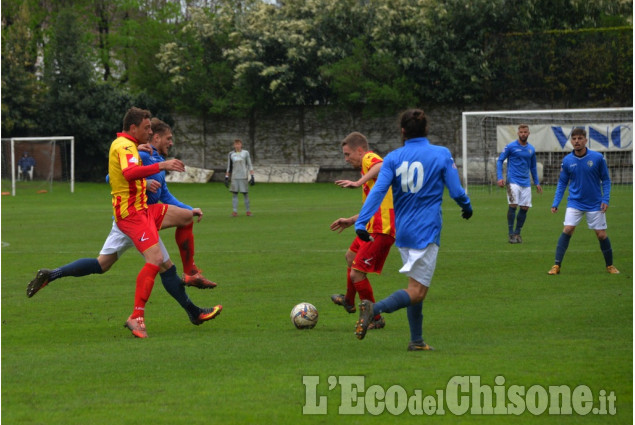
51 258 103 282
160 265 199 317
374 289 411 315
375 290 426 344
515 208 527 234
555 232 572 266
599 237 614 267
507 206 517 235
407 301 423 343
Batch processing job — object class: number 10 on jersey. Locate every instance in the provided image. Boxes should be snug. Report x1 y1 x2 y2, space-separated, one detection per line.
396 161 424 193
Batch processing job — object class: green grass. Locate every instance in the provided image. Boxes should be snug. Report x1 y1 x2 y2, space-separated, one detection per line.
2 182 632 424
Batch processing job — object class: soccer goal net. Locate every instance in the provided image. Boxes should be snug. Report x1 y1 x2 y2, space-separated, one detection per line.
1 137 74 196
460 107 633 193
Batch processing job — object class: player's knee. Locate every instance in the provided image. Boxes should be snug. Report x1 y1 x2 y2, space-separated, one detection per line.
595 230 607 240
563 226 576 236
97 254 117 273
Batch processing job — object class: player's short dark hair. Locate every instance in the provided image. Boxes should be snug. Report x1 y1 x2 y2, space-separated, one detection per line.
341 132 368 150
123 107 152 131
151 117 171 135
400 109 428 139
571 127 587 137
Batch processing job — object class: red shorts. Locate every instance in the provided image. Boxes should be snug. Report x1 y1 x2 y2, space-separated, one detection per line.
350 233 395 274
116 204 168 254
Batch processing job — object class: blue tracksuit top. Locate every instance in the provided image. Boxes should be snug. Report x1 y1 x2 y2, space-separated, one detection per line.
552 148 611 211
140 147 192 210
355 137 471 249
496 140 539 187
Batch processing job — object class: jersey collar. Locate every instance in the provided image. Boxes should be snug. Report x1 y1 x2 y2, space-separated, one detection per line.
117 132 141 145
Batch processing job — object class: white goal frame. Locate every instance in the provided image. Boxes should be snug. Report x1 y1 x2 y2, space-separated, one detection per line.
461 107 633 193
8 136 75 196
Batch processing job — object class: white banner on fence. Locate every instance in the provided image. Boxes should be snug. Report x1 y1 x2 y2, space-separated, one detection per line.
497 123 632 152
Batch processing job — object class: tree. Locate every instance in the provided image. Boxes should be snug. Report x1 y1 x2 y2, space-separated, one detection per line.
1 2 43 136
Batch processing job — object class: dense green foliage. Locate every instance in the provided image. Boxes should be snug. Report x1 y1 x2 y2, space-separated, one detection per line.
2 182 632 423
1 0 632 179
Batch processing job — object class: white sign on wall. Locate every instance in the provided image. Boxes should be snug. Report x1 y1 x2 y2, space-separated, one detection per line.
496 124 632 152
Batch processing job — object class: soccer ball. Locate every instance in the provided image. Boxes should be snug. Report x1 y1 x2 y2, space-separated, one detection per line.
290 302 318 329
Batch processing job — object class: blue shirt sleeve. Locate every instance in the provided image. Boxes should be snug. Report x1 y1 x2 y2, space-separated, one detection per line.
496 147 509 181
443 153 471 209
552 160 569 208
158 180 191 210
355 157 393 231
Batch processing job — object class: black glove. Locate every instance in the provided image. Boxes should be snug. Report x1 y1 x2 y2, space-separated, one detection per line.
461 206 473 220
224 176 229 188
356 229 373 242
250 175 255 186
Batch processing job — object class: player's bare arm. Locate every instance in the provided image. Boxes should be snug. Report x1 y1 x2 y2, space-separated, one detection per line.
330 215 358 233
335 162 382 188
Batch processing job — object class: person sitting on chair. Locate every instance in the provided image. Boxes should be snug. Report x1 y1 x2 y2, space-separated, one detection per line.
18 152 35 181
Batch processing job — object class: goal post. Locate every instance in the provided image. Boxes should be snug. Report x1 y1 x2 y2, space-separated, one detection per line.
2 136 75 196
461 107 633 193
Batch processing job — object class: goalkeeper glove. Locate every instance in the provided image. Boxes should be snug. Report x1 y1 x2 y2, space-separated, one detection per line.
356 229 374 242
250 175 255 186
224 176 229 188
461 206 473 220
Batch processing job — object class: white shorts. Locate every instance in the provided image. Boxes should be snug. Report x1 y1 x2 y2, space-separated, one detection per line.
100 221 169 262
398 244 439 287
563 208 607 230
506 183 532 207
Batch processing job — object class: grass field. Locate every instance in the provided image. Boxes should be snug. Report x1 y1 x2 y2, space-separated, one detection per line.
1 181 632 424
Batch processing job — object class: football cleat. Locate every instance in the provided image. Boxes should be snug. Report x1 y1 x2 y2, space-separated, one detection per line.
407 341 434 351
547 265 560 275
514 234 523 243
26 269 53 298
330 294 356 313
246 211 252 216
124 316 148 338
189 305 223 325
368 316 385 330
183 271 217 289
355 300 374 340
231 212 238 217
606 265 620 274
508 234 518 244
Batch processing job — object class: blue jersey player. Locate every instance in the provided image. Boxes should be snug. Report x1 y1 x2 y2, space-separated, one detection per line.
26 118 221 329
496 124 542 244
353 109 473 351
547 127 619 275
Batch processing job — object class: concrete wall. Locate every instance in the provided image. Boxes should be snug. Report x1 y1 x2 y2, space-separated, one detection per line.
169 101 614 183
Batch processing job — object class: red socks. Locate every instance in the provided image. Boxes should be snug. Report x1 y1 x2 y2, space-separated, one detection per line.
131 263 160 319
353 277 375 303
345 268 356 306
175 222 196 274
354 277 380 320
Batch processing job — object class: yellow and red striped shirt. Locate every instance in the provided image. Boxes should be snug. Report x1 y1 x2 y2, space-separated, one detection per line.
362 152 395 237
109 133 148 221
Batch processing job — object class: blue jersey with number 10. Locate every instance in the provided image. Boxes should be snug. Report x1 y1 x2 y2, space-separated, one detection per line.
355 137 470 249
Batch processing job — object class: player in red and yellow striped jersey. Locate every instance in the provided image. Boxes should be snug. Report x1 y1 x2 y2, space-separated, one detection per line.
110 107 217 338
330 132 396 329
